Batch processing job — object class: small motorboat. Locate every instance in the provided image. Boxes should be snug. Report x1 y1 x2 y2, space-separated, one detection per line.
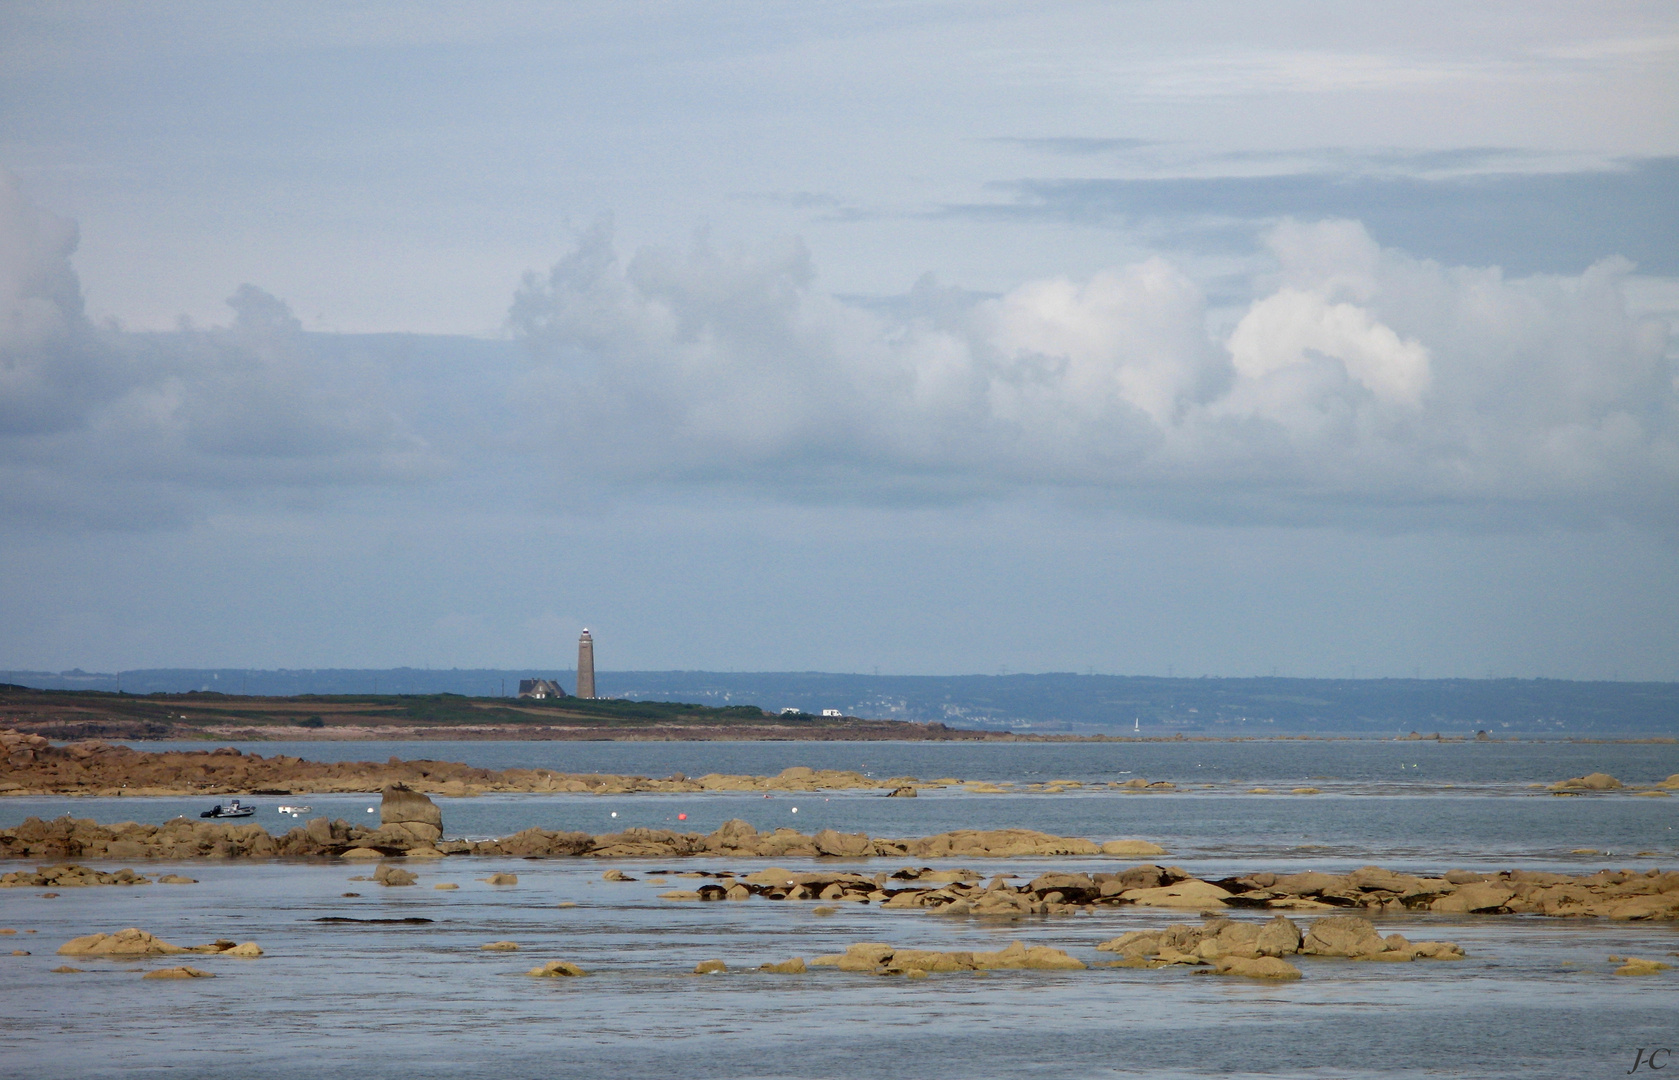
276 804 313 816
199 799 256 819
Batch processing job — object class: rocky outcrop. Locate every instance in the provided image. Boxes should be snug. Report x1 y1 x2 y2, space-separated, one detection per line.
1611 955 1671 975
57 929 264 958
1549 772 1623 791
0 730 941 797
1211 956 1302 979
1098 914 1460 972
59 929 187 956
373 864 417 887
1 864 152 887
809 940 1084 974
3 811 1673 923
526 960 587 977
143 966 214 979
378 784 442 843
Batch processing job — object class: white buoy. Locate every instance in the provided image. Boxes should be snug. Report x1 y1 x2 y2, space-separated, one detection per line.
367 807 375 813
610 812 617 818
791 807 798 814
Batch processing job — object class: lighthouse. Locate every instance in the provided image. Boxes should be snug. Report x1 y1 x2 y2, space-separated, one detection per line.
577 629 596 699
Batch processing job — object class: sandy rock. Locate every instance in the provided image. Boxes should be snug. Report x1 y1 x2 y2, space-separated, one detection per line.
143 966 214 979
660 890 702 901
1301 915 1386 958
1212 956 1302 979
1657 774 1679 789
374 865 417 887
693 959 727 974
225 942 263 957
526 960 587 977
340 848 383 859
58 928 188 957
813 829 873 857
1122 879 1232 909
1549 772 1623 791
758 957 807 973
50 965 83 973
158 875 197 884
1101 840 1167 857
434 883 458 890
1430 882 1515 914
602 869 634 881
885 787 918 798
812 906 838 916
379 784 444 843
403 846 445 859
1 863 153 888
482 873 518 886
1603 894 1679 920
1612 956 1671 975
481 941 520 951
1255 915 1303 956
1290 788 1321 795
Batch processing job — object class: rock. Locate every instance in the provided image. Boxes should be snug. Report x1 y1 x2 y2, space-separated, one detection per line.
1613 956 1671 975
1549 772 1623 791
482 873 518 886
1213 956 1302 979
1101 840 1167 857
885 787 918 798
434 883 458 890
759 957 807 973
660 890 702 901
50 965 83 973
380 784 444 843
1301 915 1385 958
481 941 520 951
58 928 188 956
812 906 837 915
1122 879 1232 909
225 942 263 957
1021 945 1086 970
340 848 384 859
693 958 727 974
11 949 29 955
1255 915 1303 956
143 966 214 979
158 875 197 884
374 865 418 887
813 829 873 857
403 847 445 858
1657 773 1679 789
1290 788 1321 795
1430 882 1515 914
602 869 634 881
526 960 587 977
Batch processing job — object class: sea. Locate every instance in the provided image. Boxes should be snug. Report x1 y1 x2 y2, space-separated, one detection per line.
2 739 1676 1079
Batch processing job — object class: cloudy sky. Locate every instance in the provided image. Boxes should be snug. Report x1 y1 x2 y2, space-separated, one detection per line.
2 1 1676 680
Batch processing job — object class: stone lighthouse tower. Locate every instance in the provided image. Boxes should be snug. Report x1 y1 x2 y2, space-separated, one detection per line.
576 629 596 699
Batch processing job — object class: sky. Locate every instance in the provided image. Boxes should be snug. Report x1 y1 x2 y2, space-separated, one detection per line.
1 0 1676 680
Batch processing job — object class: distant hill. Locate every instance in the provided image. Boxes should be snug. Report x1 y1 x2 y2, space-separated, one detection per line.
2 668 1674 736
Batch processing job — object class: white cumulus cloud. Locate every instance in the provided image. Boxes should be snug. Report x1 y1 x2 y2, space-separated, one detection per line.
512 218 1677 528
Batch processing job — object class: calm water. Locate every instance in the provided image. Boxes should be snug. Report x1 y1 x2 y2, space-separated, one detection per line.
2 740 1676 1078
